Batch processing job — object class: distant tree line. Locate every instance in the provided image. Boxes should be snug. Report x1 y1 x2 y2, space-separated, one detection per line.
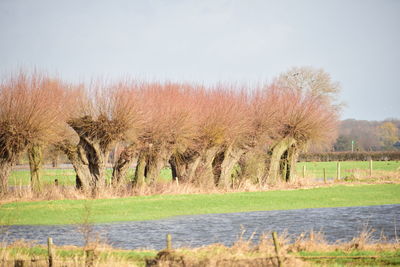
333 119 400 152
0 67 340 194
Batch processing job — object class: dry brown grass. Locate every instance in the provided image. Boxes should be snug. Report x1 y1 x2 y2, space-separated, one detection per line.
149 228 398 266
1 229 398 267
344 169 400 182
0 243 142 267
170 228 399 265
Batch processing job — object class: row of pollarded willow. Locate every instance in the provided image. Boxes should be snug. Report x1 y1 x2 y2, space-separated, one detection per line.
0 67 340 194
0 73 66 193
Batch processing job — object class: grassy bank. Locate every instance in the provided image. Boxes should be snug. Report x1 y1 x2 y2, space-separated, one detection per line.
2 247 399 267
4 246 399 267
1 237 399 267
1 184 399 225
0 245 156 267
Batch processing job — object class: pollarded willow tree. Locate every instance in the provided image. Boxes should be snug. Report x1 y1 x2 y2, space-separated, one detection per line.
185 88 243 188
208 88 254 189
0 72 65 194
266 67 341 183
57 81 143 192
129 82 200 186
26 78 68 192
167 86 254 188
266 86 339 183
235 87 281 186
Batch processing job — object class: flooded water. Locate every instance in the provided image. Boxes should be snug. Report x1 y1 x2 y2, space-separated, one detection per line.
2 204 399 250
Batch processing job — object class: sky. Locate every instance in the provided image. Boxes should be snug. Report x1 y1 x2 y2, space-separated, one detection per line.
0 0 399 121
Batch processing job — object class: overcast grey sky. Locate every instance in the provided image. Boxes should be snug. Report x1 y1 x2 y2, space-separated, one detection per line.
0 0 399 120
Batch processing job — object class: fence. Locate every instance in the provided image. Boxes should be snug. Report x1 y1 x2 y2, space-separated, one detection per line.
2 237 97 267
299 151 400 162
3 233 398 267
147 233 396 267
296 159 400 181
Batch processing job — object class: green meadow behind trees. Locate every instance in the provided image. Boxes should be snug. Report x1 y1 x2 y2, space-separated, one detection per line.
296 160 400 178
8 160 400 186
1 184 399 225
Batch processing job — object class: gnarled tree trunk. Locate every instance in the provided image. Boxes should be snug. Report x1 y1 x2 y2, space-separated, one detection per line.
28 143 43 193
133 151 147 186
58 141 92 190
0 159 13 195
283 144 299 182
0 146 23 195
214 145 246 189
238 149 268 185
169 150 201 183
112 144 137 186
194 147 220 188
145 148 173 184
79 137 107 190
267 137 296 183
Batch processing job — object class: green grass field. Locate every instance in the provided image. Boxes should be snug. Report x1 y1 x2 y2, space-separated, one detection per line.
297 250 400 266
1 184 399 225
9 168 172 186
9 160 400 186
296 160 400 179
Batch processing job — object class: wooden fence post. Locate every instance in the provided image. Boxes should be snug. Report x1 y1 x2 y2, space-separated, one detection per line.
47 237 54 267
85 249 95 267
369 160 373 177
272 232 284 267
14 259 25 267
336 162 341 181
302 165 306 179
323 168 326 183
166 234 172 250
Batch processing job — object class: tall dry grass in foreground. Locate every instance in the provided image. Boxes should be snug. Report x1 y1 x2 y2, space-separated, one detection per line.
1 229 398 267
148 228 399 266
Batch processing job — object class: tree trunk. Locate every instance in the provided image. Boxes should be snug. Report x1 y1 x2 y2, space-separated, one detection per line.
214 146 246 189
267 137 296 183
58 142 92 190
51 153 59 168
212 151 224 185
280 150 289 182
170 157 178 181
133 151 147 186
194 147 220 188
285 144 299 182
28 143 43 193
238 149 267 185
112 144 137 185
79 137 107 191
169 151 201 183
146 149 173 183
186 156 201 183
0 159 13 195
